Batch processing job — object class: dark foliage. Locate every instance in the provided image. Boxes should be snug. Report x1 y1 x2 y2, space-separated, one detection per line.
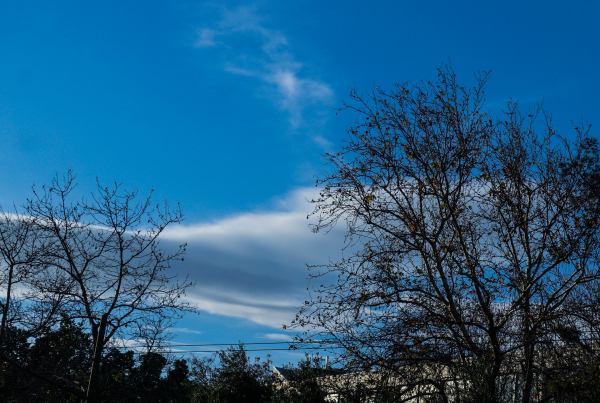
0 320 193 403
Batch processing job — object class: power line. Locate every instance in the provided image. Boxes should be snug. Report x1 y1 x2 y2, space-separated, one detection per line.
113 341 337 348
128 347 334 355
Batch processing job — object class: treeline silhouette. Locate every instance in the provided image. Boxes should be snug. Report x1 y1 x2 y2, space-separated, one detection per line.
0 319 337 403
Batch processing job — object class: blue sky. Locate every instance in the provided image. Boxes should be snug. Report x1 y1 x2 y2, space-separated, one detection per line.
1 0 599 365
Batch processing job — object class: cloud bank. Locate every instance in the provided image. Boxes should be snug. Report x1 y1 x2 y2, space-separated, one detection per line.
194 5 333 136
162 188 345 329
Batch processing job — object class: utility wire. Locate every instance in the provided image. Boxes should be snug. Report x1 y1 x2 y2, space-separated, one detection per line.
113 341 335 348
128 347 334 355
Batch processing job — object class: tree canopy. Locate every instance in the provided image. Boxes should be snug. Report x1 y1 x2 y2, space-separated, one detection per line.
293 66 600 403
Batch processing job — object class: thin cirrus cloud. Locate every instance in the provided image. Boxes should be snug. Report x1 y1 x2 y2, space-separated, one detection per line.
161 188 345 329
259 333 294 341
194 5 334 136
170 327 204 335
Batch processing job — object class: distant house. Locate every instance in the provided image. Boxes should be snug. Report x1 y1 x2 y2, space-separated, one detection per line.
273 356 558 403
273 365 390 402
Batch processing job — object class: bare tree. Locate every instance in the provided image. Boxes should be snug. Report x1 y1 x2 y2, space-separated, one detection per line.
293 66 600 403
0 207 76 395
0 209 53 346
0 171 196 398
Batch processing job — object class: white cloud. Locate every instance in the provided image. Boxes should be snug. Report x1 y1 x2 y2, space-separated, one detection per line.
171 327 204 336
224 64 257 77
194 5 333 133
162 188 346 329
271 70 299 98
260 333 294 341
184 292 296 329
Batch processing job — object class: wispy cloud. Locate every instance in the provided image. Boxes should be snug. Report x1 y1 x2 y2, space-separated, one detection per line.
195 28 219 48
171 327 204 336
259 333 293 341
194 5 333 139
162 188 345 329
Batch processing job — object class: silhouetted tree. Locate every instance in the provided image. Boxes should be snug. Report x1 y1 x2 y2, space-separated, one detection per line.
294 65 600 403
0 171 196 399
189 344 272 403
